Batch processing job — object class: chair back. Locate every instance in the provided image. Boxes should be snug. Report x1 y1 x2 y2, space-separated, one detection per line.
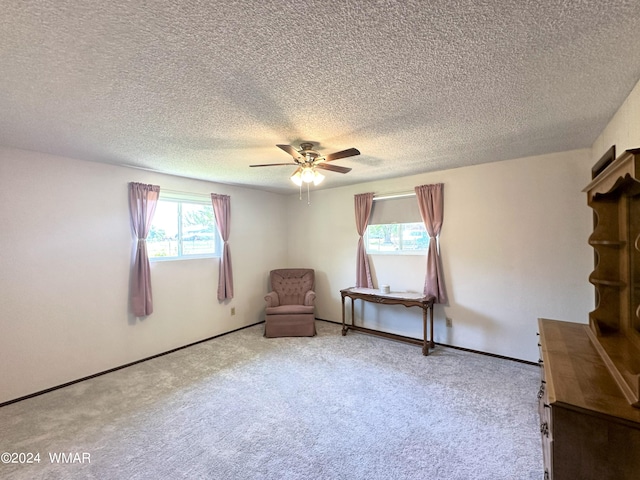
270 269 315 305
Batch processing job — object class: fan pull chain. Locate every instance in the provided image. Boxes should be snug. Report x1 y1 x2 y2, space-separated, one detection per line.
307 182 311 205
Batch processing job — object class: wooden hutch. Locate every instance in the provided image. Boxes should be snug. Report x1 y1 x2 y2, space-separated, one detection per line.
538 149 640 479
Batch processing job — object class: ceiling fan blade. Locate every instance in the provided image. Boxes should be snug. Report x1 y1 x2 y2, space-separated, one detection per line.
276 144 303 160
324 148 360 162
249 163 298 167
316 163 352 174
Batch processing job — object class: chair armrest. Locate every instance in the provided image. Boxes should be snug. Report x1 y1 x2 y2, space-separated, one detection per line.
265 291 280 307
304 290 316 306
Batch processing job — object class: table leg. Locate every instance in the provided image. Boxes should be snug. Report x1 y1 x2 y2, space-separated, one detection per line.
430 303 435 348
422 306 428 356
351 297 355 327
341 294 347 336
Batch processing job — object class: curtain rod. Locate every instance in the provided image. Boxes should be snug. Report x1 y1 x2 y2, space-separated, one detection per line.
373 191 416 201
161 189 211 198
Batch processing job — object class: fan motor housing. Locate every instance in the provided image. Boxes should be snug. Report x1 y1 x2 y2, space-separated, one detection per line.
299 143 320 162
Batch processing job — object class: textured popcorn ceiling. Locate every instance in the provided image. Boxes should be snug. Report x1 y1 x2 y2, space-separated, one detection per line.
2 1 640 193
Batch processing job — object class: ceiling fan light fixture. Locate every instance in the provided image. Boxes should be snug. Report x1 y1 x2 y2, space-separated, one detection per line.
301 167 315 183
313 171 325 186
291 167 323 187
290 170 303 186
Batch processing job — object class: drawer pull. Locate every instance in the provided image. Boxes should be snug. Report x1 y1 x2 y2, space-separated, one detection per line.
540 422 549 437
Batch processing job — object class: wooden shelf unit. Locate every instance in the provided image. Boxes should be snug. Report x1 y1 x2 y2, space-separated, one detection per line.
583 148 640 406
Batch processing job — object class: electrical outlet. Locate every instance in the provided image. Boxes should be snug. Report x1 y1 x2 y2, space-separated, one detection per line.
231 307 236 316
446 317 453 328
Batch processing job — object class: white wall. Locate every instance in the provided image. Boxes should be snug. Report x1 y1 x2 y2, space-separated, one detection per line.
0 148 288 403
592 77 640 163
286 149 594 362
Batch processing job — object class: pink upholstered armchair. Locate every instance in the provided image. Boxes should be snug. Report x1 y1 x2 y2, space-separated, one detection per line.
264 269 316 337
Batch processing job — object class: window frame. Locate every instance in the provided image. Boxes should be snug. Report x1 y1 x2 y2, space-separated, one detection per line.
148 194 221 262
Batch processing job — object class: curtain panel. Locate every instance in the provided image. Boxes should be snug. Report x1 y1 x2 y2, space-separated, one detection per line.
415 183 447 303
354 192 374 288
211 193 234 300
128 182 160 316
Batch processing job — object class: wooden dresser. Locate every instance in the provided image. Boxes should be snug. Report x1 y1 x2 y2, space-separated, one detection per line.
537 318 640 479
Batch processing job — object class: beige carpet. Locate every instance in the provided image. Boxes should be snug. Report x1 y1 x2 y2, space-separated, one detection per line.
0 321 542 479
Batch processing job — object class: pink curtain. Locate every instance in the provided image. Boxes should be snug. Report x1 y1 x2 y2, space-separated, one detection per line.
128 182 160 316
354 192 374 288
415 183 447 303
211 193 234 300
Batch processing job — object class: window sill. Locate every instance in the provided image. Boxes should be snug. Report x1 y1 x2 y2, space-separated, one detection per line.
366 250 427 256
150 255 219 262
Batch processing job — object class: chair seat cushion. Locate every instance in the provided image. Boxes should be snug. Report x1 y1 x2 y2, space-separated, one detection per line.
266 304 315 315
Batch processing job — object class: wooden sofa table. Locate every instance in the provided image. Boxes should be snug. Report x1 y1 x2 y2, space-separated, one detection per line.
340 287 435 355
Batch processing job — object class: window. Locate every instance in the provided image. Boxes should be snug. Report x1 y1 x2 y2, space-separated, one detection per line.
147 195 220 260
365 223 429 254
364 194 429 255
